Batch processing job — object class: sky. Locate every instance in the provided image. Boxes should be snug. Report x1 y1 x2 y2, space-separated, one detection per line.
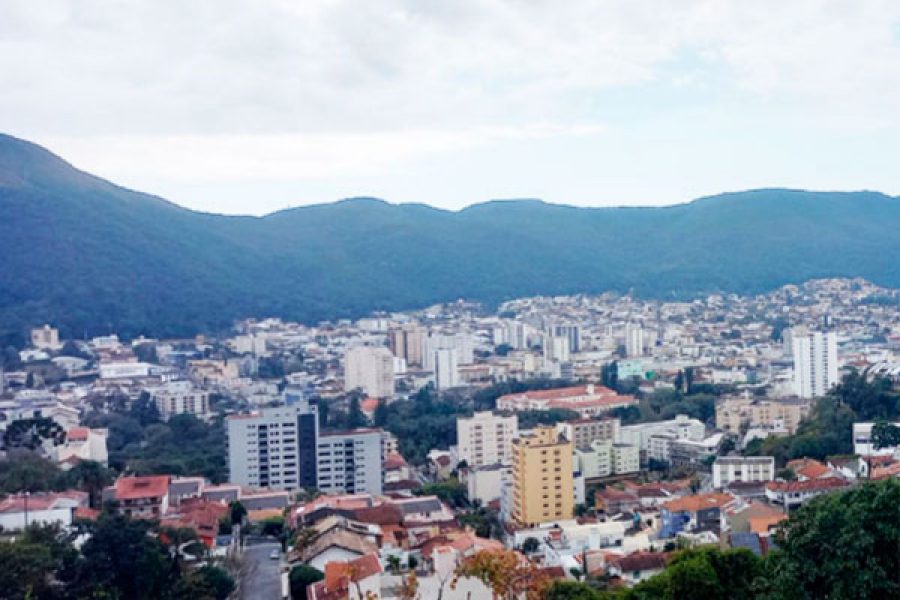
3 0 900 215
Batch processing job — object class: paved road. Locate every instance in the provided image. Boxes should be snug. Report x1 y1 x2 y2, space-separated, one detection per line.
242 540 284 600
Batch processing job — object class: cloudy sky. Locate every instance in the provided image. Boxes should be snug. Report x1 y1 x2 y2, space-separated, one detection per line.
3 0 900 215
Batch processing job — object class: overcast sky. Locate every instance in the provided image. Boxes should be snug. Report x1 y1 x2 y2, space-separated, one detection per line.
3 1 900 215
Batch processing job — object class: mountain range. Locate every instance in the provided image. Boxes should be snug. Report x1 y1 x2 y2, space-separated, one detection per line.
2 132 900 344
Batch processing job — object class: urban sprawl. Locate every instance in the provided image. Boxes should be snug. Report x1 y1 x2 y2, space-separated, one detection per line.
5 277 900 598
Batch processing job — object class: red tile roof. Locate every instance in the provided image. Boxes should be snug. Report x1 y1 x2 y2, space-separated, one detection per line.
115 475 171 500
765 477 850 493
662 492 734 513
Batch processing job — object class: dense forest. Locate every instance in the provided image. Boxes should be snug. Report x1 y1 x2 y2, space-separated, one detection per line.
4 133 900 343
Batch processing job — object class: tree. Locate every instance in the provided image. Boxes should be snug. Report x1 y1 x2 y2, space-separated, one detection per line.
289 564 324 600
767 479 900 599
373 399 389 427
348 396 367 428
229 501 247 526
542 580 603 600
871 420 900 449
453 549 547 600
522 537 540 554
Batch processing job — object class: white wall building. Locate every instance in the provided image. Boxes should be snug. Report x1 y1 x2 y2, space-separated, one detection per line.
147 380 211 420
712 456 775 488
434 347 460 390
456 411 518 467
344 346 395 398
226 402 319 490
317 428 384 496
791 330 839 398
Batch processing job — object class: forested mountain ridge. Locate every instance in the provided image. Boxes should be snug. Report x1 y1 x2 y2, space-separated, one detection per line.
2 132 900 342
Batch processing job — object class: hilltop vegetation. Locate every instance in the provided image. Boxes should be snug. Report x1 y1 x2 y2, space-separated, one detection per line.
3 133 900 342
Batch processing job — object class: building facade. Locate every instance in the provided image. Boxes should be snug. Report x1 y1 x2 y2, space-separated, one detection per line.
344 346 395 398
456 411 518 467
511 426 574 528
317 428 384 496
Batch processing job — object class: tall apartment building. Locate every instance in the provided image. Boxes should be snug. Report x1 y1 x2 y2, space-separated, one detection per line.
434 347 460 390
625 323 644 358
388 325 425 368
457 411 518 467
553 324 581 353
226 403 319 490
344 346 395 398
317 428 383 496
423 333 475 371
792 330 839 398
511 426 574 528
147 381 210 421
557 418 620 449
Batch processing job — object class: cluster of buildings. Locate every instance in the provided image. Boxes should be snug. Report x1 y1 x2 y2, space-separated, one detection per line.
7 278 900 597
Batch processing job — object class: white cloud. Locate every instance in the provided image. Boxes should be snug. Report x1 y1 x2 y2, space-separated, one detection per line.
2 0 900 211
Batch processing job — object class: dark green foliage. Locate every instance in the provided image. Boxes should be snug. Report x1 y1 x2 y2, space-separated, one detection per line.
6 134 899 339
82 409 228 482
419 478 467 508
619 547 764 600
766 479 900 599
872 420 900 449
289 564 324 600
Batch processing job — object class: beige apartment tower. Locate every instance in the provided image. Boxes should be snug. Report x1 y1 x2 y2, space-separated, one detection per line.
511 426 574 528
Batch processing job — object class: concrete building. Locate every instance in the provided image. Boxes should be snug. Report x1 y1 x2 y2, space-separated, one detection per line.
457 411 518 467
388 325 425 368
226 402 319 490
712 456 776 488
511 426 574 528
618 415 706 460
791 330 838 398
557 418 620 449
853 421 900 456
344 346 395 398
30 325 61 350
574 439 640 479
317 428 384 496
496 384 636 418
625 323 644 358
465 464 509 505
147 380 211 421
433 347 460 390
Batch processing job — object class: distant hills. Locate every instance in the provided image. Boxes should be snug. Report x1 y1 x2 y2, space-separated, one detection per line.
2 132 900 343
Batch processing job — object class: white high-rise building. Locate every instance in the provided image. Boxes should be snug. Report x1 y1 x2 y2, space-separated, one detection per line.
792 330 838 398
423 333 475 371
543 334 570 364
226 402 319 490
434 347 460 390
317 428 384 496
344 346 395 398
456 411 518 467
625 323 644 357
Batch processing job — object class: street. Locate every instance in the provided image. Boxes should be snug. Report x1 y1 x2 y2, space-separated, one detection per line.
241 539 285 600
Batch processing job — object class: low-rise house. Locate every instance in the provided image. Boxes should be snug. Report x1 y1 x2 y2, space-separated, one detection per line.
0 491 88 531
109 475 171 518
659 492 735 538
764 477 850 508
607 551 669 585
307 552 382 600
57 426 108 467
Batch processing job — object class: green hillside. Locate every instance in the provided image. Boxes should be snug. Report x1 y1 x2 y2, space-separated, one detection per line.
2 133 899 343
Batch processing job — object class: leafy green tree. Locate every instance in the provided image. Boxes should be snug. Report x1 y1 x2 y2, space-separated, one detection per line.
522 537 540 554
289 564 324 600
871 420 900 449
766 479 900 599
